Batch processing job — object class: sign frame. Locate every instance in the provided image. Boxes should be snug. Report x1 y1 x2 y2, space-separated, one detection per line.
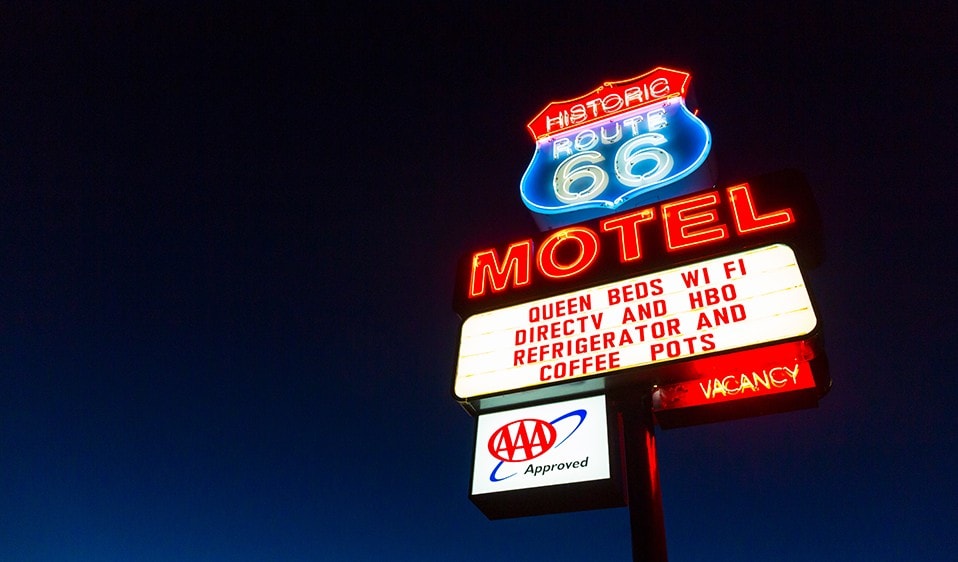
468 394 626 519
454 243 825 414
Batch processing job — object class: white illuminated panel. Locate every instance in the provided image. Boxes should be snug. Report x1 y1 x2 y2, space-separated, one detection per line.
472 395 611 495
455 244 817 400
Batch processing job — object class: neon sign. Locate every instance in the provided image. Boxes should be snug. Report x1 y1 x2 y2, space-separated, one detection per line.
651 341 826 428
456 170 822 318
455 63 832 526
521 67 713 230
455 244 818 400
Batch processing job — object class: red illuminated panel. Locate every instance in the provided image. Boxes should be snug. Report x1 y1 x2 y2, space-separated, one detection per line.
651 341 820 428
655 359 815 409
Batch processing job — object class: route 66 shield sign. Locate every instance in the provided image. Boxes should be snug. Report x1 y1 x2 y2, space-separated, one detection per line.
521 67 714 230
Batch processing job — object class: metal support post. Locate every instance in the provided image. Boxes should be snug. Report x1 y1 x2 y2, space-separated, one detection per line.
620 392 668 562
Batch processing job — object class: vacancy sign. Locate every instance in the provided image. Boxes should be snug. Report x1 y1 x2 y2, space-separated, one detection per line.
455 244 817 400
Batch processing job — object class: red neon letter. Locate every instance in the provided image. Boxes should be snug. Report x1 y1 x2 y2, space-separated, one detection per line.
728 183 795 234
600 207 656 263
537 227 600 280
469 240 533 298
661 191 729 251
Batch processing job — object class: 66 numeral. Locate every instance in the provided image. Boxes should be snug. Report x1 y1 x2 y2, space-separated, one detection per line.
553 133 674 203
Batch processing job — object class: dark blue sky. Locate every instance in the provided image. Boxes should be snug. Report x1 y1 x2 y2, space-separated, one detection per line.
2 5 956 560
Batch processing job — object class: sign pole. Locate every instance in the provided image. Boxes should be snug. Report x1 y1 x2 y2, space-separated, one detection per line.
619 391 668 562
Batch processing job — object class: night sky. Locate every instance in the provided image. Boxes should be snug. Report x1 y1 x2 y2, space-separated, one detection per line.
3 5 956 561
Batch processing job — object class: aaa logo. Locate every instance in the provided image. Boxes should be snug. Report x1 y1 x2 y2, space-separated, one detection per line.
487 409 587 482
488 418 557 462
